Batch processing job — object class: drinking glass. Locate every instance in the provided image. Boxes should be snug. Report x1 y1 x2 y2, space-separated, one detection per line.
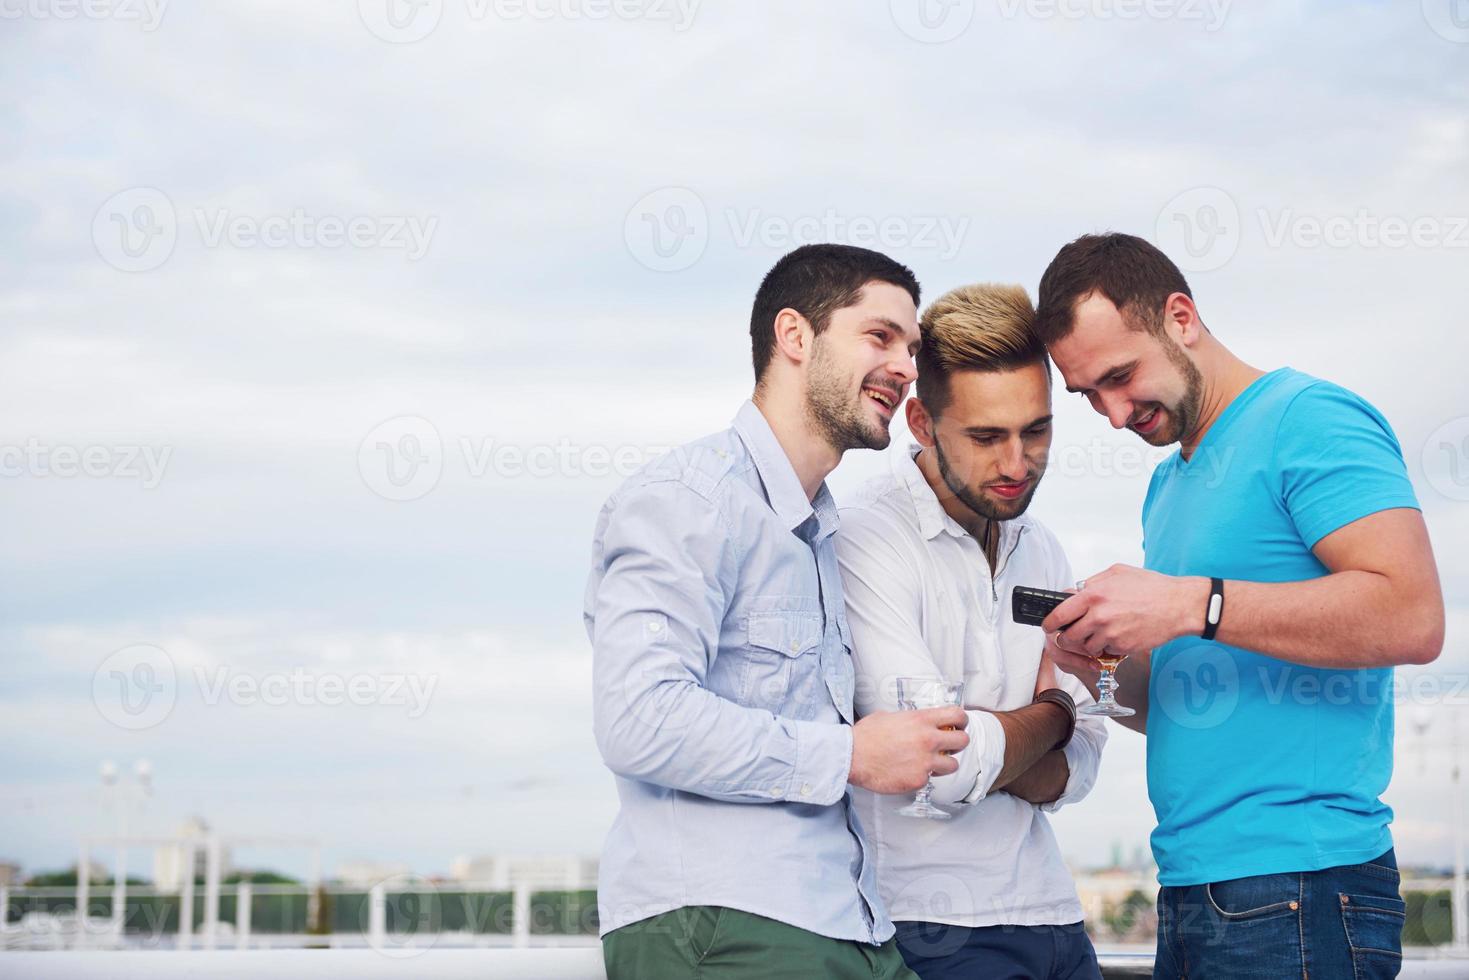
895 677 964 820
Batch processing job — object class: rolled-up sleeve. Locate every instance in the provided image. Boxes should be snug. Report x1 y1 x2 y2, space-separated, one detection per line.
587 478 853 805
835 511 1002 807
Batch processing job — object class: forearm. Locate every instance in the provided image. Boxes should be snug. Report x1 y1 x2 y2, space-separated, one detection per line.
1207 573 1442 669
987 702 1069 791
1002 750 1069 804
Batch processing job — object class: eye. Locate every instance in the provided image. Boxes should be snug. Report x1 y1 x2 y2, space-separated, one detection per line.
1111 371 1133 386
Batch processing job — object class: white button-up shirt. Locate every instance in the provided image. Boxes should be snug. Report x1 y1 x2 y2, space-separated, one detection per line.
834 445 1107 928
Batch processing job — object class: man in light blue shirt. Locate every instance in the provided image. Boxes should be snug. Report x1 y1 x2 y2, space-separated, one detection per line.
1033 233 1445 979
586 244 970 979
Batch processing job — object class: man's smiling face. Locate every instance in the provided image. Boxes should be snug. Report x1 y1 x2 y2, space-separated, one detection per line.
1049 292 1203 447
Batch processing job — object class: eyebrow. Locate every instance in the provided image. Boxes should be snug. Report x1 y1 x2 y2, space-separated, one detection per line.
962 415 1054 437
862 316 922 356
1064 360 1138 395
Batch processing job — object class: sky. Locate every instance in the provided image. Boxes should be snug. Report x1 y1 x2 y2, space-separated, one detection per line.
2 0 1467 883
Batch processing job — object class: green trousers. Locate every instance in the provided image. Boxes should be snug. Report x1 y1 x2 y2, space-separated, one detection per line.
602 905 919 980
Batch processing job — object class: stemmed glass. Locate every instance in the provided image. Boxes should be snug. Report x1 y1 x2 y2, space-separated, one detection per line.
895 676 965 820
1081 649 1135 717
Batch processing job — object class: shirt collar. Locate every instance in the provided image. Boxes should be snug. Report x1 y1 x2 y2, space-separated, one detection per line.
732 400 838 539
892 444 970 541
893 443 1030 557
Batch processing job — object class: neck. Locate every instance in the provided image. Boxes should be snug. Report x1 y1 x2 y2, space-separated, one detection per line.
915 446 1001 565
1180 344 1267 461
751 388 842 501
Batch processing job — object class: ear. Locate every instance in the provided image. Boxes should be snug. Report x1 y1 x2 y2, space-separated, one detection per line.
907 397 936 448
770 307 813 370
1165 292 1206 347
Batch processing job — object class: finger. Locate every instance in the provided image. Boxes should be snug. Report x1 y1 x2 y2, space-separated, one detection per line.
1041 592 1088 633
924 706 969 730
936 730 970 753
931 753 960 777
1080 628 1111 658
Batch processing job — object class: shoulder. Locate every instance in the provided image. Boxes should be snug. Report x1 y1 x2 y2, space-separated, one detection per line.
838 470 922 544
1271 371 1402 449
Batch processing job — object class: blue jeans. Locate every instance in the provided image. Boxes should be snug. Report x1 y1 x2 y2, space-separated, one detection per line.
894 919 1102 980
1153 848 1404 979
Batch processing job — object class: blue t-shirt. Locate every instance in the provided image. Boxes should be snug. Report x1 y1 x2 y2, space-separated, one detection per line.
1142 368 1420 886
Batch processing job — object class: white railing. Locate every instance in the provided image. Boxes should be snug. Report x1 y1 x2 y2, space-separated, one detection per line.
1 949 1466 980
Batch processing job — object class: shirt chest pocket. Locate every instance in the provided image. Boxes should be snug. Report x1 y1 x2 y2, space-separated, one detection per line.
740 611 824 717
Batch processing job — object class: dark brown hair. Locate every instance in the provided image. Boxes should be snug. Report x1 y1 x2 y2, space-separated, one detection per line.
750 244 920 383
1034 233 1192 344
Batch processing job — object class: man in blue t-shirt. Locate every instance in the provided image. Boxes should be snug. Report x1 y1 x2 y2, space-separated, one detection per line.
1030 233 1444 980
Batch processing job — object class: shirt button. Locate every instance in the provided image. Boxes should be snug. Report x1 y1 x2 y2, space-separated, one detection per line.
800 784 812 797
768 786 783 798
647 621 662 633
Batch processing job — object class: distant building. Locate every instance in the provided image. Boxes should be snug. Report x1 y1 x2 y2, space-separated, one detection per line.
152 817 231 894
0 861 21 887
448 855 598 890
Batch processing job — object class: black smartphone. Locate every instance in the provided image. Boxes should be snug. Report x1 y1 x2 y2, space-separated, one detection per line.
1011 586 1072 627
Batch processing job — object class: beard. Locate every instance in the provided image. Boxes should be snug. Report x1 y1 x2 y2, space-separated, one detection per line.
933 436 1042 523
805 336 894 452
1133 336 1205 447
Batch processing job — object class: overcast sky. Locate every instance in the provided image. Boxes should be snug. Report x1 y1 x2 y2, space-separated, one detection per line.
2 0 1467 882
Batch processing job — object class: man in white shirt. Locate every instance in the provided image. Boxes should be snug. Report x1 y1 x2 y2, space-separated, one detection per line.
834 283 1107 980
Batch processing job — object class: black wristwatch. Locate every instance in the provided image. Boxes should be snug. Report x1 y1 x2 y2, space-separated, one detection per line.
1032 688 1077 751
1201 577 1225 641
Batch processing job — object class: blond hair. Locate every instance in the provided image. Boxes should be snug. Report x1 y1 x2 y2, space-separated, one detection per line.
916 283 1046 413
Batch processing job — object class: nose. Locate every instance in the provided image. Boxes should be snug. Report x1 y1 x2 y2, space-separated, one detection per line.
889 351 917 386
1099 392 1132 430
998 438 1026 479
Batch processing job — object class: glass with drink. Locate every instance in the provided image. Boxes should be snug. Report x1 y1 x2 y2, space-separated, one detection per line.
895 676 965 820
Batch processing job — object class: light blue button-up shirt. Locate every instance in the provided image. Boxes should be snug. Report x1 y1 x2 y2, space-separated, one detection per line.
585 400 891 944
